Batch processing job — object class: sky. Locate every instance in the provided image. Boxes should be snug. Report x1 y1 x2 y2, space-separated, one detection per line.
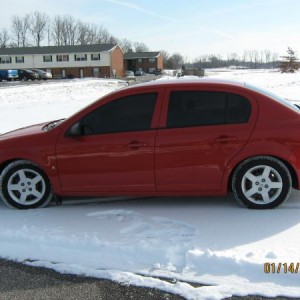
1 0 300 61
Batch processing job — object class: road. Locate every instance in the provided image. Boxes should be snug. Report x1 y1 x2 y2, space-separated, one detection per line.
0 258 294 300
0 259 184 300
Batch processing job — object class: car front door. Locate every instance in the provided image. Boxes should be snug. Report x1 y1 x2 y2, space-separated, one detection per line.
155 87 258 192
56 91 162 194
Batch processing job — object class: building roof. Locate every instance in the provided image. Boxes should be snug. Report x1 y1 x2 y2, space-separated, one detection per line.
0 44 117 55
124 52 160 60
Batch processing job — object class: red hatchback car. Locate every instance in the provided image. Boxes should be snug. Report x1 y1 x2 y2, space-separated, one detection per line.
0 79 299 209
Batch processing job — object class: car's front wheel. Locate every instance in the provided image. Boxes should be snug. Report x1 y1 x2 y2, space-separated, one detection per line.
232 156 292 209
0 160 53 209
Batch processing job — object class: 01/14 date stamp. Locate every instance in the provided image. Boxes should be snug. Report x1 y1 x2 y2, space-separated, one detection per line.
264 263 300 274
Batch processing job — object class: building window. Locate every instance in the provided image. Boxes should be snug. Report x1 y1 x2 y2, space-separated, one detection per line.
0 56 12 64
74 54 87 61
138 58 142 63
56 54 69 62
43 55 52 62
15 56 24 63
149 67 155 73
91 53 100 61
149 58 155 64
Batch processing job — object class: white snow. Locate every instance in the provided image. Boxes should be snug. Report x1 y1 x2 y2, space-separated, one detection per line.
1 72 300 299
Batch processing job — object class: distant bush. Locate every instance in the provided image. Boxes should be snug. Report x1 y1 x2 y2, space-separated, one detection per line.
279 47 299 73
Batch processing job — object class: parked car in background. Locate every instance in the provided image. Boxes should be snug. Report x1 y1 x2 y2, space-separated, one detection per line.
0 70 19 82
1 79 300 210
31 69 52 80
135 70 145 76
18 69 40 81
154 69 162 75
125 70 135 77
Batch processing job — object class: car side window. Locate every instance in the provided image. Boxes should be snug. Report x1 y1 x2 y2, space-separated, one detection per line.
167 91 251 128
81 93 157 135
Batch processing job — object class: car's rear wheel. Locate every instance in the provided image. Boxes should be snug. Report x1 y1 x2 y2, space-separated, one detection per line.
0 160 53 209
232 156 292 209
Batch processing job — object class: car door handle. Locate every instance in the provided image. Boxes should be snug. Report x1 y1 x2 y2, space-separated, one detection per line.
128 141 148 149
215 136 238 143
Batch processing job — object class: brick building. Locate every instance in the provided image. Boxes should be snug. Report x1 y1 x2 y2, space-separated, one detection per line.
0 44 124 78
124 52 163 74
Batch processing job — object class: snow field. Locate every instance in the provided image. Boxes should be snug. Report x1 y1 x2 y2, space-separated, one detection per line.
0 72 300 299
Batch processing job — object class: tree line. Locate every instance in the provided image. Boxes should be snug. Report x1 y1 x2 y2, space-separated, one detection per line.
0 11 149 52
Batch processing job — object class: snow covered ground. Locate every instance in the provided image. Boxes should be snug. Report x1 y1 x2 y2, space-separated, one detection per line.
1 71 300 299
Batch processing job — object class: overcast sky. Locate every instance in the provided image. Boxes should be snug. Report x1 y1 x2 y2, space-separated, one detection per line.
1 0 300 61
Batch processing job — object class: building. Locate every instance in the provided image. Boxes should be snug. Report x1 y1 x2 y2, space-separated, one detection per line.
124 52 163 74
0 44 124 78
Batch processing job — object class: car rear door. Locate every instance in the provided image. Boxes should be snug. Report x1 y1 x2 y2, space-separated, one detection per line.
155 86 258 192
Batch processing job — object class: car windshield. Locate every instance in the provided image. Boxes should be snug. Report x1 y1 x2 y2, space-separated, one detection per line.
246 83 300 113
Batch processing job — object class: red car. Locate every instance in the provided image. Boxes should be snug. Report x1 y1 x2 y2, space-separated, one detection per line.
0 79 299 209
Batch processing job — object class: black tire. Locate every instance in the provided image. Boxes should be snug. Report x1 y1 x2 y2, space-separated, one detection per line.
0 77 2 82
22 76 28 81
0 160 53 209
232 156 292 209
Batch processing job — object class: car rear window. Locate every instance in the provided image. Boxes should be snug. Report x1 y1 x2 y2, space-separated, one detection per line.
167 91 251 128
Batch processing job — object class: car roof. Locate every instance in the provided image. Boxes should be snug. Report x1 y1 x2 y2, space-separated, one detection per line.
124 78 246 91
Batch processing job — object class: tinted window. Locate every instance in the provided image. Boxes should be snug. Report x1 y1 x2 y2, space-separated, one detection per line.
81 93 157 135
167 91 251 128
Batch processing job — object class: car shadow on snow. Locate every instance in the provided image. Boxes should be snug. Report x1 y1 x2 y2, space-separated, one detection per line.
0 191 300 252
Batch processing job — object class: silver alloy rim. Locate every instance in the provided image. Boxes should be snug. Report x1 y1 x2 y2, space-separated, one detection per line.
241 165 283 204
7 169 46 205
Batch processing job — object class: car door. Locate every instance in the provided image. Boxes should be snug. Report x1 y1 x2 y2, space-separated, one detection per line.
155 87 258 192
56 90 163 194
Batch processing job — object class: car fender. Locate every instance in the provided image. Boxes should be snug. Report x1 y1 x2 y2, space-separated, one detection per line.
0 137 62 195
221 140 300 193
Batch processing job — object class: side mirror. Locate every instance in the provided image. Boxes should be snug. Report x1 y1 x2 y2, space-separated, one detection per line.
67 122 83 137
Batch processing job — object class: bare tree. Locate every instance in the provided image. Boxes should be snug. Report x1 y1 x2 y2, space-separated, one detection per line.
11 16 22 47
133 41 149 52
160 50 169 64
0 29 10 48
20 15 30 47
11 15 30 47
29 11 49 46
264 49 271 66
253 50 259 68
227 52 239 66
168 53 184 69
76 21 92 45
96 26 112 44
62 15 77 45
272 52 279 68
52 15 63 46
119 38 133 52
52 15 77 46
